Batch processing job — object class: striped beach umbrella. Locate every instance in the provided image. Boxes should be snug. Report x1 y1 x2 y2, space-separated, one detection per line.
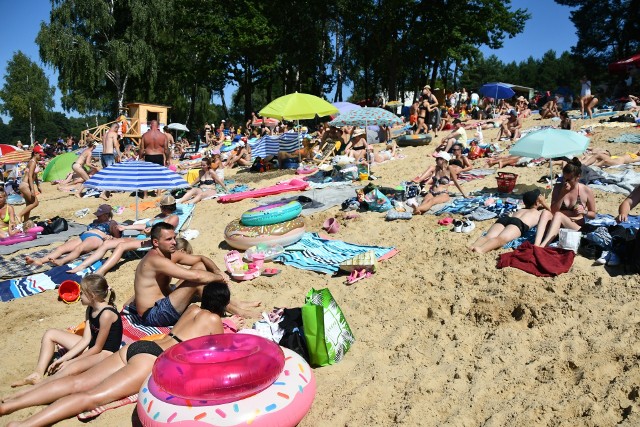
84 161 190 219
0 150 31 165
0 144 20 156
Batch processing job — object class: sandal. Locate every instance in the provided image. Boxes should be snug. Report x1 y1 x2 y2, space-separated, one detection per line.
262 268 281 277
438 217 453 225
345 269 372 285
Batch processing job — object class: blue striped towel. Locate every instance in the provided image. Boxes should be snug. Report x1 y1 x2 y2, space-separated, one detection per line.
248 132 308 159
274 232 395 275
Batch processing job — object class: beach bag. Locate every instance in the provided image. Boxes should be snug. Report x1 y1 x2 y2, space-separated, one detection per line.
610 225 640 273
363 188 392 212
405 183 420 199
38 216 69 235
301 288 355 367
558 228 581 253
278 308 310 362
578 237 602 260
339 250 378 273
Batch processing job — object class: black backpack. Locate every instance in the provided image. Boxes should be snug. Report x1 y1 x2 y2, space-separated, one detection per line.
38 216 69 235
278 308 310 362
609 225 640 273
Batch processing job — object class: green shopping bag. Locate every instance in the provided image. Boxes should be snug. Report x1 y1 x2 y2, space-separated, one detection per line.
301 288 355 367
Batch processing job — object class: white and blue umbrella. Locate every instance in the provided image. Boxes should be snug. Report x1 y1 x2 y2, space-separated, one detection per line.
84 161 190 219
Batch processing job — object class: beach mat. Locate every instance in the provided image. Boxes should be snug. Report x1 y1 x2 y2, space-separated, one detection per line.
0 221 85 256
275 232 397 275
258 184 361 216
218 179 309 203
0 249 52 279
0 258 103 302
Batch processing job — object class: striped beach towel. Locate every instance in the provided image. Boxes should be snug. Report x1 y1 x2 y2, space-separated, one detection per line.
120 304 170 345
275 232 397 275
248 132 308 159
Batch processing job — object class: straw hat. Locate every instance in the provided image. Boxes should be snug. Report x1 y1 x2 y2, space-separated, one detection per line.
352 128 366 137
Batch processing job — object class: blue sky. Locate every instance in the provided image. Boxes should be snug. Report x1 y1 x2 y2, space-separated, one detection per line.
0 0 578 120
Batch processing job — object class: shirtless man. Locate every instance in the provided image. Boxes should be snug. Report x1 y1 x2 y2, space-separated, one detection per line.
100 124 121 199
163 126 175 160
134 222 258 326
140 120 170 167
469 189 550 253
498 110 522 141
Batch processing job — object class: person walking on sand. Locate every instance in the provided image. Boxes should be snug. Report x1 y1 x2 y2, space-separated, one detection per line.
99 124 121 200
133 222 259 326
72 140 97 198
140 120 170 197
580 76 592 119
18 146 43 223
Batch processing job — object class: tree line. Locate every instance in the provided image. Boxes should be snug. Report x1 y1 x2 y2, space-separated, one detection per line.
1 0 638 144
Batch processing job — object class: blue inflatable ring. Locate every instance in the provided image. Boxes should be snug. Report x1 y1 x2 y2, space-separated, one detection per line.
240 201 303 226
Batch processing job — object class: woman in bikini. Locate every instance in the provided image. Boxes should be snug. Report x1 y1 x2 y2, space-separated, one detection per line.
225 138 252 168
176 157 228 204
581 150 640 167
411 152 468 215
71 141 97 198
65 196 181 275
534 158 596 247
345 129 368 162
0 282 230 426
416 88 430 134
18 147 43 223
25 204 122 266
0 189 18 238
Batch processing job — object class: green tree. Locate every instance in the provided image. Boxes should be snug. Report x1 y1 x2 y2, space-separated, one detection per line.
36 0 172 115
0 51 55 144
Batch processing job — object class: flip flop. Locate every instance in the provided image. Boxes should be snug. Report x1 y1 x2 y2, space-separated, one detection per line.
345 269 372 285
438 217 453 225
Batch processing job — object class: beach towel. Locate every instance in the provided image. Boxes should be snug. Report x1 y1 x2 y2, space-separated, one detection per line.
0 249 52 279
502 227 537 249
496 241 575 277
120 304 171 345
582 165 640 195
457 169 495 183
586 213 640 230
607 133 640 144
0 221 86 256
0 258 103 302
249 131 309 159
274 232 397 275
218 179 309 203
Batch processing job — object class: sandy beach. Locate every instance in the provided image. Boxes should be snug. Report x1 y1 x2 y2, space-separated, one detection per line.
2 115 640 426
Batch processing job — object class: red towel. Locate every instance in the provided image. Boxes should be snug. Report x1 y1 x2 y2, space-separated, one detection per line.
497 241 575 277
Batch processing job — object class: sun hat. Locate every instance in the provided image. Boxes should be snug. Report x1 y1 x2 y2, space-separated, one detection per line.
58 280 81 304
159 195 176 206
434 152 451 162
423 85 431 90
522 189 541 207
94 204 112 216
352 128 366 137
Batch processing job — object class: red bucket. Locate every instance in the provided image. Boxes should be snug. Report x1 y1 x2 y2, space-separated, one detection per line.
58 280 81 304
496 172 518 193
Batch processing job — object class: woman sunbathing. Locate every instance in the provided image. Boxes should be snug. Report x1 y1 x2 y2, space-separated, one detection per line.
580 150 640 167
26 204 121 266
410 152 467 215
0 282 230 426
225 138 252 168
469 189 549 253
534 158 596 247
176 156 228 204
66 197 180 275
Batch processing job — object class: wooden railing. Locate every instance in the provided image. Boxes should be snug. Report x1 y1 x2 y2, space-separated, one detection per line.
81 117 141 145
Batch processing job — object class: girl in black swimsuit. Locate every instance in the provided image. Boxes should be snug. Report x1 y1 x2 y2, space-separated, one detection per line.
0 282 230 425
10 275 122 389
176 157 228 204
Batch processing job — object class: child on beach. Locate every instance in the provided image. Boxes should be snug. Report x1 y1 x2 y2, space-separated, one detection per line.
10 274 122 388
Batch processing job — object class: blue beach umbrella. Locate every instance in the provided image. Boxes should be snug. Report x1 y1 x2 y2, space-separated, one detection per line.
509 129 590 181
84 161 190 219
479 82 516 100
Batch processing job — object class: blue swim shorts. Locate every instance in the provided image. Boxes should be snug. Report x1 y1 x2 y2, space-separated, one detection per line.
101 153 115 168
141 296 181 327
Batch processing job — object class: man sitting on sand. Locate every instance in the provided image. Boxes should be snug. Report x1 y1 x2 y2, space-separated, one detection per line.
469 189 550 253
497 110 522 141
133 222 259 326
434 118 467 154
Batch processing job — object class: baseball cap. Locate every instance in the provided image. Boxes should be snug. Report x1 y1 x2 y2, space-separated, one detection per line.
434 152 451 162
522 189 541 207
159 195 176 206
94 204 112 216
32 145 44 155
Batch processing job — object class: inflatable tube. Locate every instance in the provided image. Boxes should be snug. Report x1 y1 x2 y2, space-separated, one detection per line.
296 167 318 175
0 233 36 246
137 345 316 427
218 179 309 204
241 201 302 226
27 226 44 234
224 218 305 250
396 134 433 147
152 335 284 404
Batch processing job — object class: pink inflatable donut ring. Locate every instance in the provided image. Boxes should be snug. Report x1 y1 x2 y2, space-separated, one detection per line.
0 233 36 246
152 335 285 404
137 346 316 427
224 218 305 251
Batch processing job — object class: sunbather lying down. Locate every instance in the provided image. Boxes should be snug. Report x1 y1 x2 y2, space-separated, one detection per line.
468 189 549 254
581 150 640 167
485 155 531 168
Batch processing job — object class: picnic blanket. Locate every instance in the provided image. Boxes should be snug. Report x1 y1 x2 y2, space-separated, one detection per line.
582 165 640 195
274 232 397 275
0 221 85 256
497 241 575 277
258 184 361 216
0 258 103 302
607 133 640 143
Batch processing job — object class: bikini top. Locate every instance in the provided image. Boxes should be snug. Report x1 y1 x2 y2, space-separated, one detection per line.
1 208 9 224
201 179 216 186
560 188 583 211
87 220 113 235
432 175 451 186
